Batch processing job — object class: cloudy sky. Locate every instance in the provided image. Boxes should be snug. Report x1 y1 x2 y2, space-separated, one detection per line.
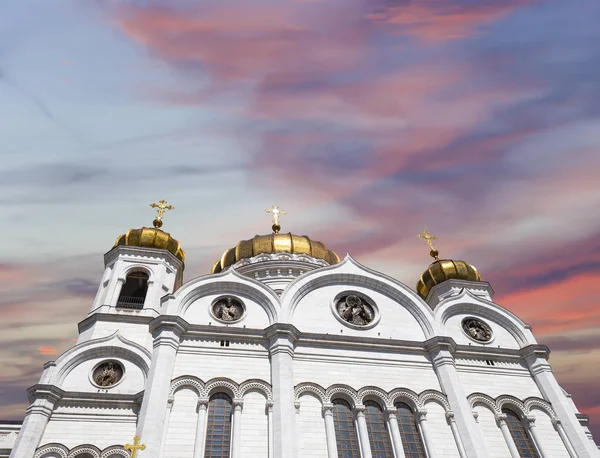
1 0 599 440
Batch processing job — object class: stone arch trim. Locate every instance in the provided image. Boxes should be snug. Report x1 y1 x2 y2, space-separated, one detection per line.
357 386 391 409
524 397 557 418
388 388 422 410
419 389 452 411
468 393 500 414
239 379 273 400
35 444 69 458
467 393 557 419
99 447 129 458
120 264 154 283
281 256 436 337
169 375 205 397
326 384 360 406
205 377 242 399
67 445 101 458
294 382 327 404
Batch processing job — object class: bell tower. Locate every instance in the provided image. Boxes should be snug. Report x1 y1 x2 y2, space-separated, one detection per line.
78 201 185 345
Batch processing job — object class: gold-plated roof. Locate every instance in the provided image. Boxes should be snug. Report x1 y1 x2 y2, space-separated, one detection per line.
211 232 340 274
416 259 481 299
113 227 186 263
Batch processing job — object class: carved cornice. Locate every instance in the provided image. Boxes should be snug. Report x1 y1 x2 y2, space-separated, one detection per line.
519 344 551 360
26 384 65 404
149 315 189 337
264 323 301 342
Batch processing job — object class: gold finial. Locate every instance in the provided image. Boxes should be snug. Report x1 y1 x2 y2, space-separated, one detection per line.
150 199 174 229
418 230 439 260
124 436 146 458
265 205 286 234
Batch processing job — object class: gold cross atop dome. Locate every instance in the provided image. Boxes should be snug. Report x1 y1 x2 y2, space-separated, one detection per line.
150 199 174 229
124 436 146 458
265 205 286 234
418 230 439 260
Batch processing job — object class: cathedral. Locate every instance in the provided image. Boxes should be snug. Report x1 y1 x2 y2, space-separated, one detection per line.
2 202 599 458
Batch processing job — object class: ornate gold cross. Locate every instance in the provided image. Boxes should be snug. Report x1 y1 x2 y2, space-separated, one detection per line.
124 436 146 458
150 199 174 228
265 205 286 233
418 230 439 259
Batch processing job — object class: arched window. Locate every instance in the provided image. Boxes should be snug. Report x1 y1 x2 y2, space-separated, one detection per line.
395 402 426 458
205 393 233 458
117 271 149 309
365 400 394 458
332 398 361 458
503 409 539 457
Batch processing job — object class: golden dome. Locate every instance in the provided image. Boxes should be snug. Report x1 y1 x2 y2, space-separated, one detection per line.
211 232 340 274
416 259 482 299
113 227 186 263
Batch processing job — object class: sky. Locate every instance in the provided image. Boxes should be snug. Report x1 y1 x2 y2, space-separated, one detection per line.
1 0 599 442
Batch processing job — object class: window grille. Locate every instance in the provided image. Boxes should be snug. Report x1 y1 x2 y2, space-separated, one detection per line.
364 400 394 458
395 403 426 458
204 393 233 458
332 399 361 458
503 409 540 458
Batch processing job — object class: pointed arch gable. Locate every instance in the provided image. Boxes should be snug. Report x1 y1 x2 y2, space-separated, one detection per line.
44 332 151 386
281 255 436 337
435 290 536 347
165 269 280 323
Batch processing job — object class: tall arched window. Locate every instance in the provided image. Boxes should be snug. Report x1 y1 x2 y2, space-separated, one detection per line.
117 271 149 309
205 393 233 458
365 400 394 458
395 402 426 458
332 398 361 458
503 409 539 457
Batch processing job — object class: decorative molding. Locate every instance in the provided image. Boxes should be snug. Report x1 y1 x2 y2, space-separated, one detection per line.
468 393 558 420
35 444 69 458
68 445 101 458
169 376 273 401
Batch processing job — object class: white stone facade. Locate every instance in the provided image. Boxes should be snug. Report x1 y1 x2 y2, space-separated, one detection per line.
6 245 600 458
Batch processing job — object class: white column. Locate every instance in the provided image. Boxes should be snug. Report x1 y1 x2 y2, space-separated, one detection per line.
136 317 187 457
446 411 467 458
523 346 598 457
355 406 373 458
386 410 406 458
231 398 244 458
523 416 549 458
323 404 339 458
416 410 436 458
159 397 175 458
553 419 579 458
495 414 520 458
266 324 300 458
9 386 63 458
267 401 274 458
193 398 209 458
426 339 488 458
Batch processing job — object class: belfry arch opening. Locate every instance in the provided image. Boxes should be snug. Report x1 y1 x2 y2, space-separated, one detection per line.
117 271 149 309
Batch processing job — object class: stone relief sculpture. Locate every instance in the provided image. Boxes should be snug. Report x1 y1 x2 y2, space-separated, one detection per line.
93 361 123 387
336 295 374 326
462 317 493 342
212 296 244 322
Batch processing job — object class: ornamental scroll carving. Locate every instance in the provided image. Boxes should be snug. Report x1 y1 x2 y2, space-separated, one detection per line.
93 361 124 387
336 295 374 326
461 317 493 342
212 296 244 322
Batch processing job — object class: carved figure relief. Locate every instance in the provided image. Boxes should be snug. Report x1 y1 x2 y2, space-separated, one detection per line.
462 318 493 342
336 295 374 326
212 296 244 322
93 361 124 387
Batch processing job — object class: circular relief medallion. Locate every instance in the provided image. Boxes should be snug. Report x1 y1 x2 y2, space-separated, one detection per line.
336 294 375 327
462 317 493 343
212 296 245 323
92 360 124 387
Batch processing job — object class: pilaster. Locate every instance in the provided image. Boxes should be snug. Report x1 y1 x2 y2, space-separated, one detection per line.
425 337 489 458
323 404 339 458
9 385 64 458
136 316 188 457
355 406 373 458
521 345 600 457
495 414 520 458
265 324 300 458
